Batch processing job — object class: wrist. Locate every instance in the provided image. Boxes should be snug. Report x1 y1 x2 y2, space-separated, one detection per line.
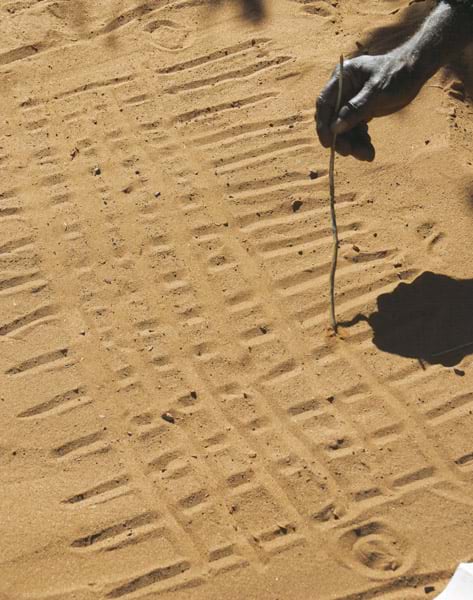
393 42 438 85
393 1 471 83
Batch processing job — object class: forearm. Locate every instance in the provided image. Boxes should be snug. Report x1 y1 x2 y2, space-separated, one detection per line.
396 1 473 81
316 0 473 160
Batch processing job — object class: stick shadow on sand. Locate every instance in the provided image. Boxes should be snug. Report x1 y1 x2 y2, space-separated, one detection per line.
340 271 473 368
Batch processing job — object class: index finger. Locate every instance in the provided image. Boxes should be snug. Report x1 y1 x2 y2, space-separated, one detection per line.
315 70 340 148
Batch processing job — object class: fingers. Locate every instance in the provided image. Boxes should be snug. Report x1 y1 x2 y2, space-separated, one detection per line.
332 84 376 135
316 61 376 161
350 125 375 162
316 70 341 149
334 136 351 157
352 141 375 162
334 124 375 162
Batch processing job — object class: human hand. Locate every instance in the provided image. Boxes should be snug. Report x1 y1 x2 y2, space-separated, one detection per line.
316 51 427 161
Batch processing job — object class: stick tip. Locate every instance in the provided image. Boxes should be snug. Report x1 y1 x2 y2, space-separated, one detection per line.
326 325 338 338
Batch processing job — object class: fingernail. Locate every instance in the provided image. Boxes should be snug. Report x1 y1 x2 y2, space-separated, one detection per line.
332 119 349 134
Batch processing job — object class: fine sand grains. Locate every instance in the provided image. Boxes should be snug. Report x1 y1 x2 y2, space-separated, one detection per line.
0 1 473 599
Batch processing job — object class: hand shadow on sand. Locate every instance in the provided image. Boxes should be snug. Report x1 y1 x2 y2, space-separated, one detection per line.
209 0 266 21
340 272 473 367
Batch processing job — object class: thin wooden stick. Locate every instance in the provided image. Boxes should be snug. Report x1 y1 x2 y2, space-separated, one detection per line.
431 339 473 358
329 55 344 333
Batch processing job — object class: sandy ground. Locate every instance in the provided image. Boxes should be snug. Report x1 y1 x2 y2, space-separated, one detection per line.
1 0 473 599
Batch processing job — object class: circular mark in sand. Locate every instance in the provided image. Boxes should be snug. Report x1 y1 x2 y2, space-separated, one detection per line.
334 520 417 580
144 19 193 52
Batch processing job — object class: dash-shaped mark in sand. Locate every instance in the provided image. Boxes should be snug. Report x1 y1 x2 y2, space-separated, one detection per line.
17 386 89 419
158 38 271 74
98 0 163 35
165 56 292 94
55 75 134 101
0 206 22 219
193 112 310 146
52 430 107 459
0 236 34 255
6 348 72 376
107 560 192 598
71 512 160 550
62 475 132 506
173 92 278 124
0 304 57 337
0 271 48 295
455 452 473 467
0 42 48 67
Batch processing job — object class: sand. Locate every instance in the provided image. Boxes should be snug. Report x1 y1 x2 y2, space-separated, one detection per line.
1 0 473 598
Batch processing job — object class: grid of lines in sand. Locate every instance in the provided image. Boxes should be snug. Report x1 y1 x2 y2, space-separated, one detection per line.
1 1 473 599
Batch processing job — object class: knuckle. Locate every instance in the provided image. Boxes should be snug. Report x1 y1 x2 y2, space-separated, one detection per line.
348 98 363 112
316 93 326 110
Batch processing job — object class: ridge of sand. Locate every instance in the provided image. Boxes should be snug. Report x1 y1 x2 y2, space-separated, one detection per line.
1 1 473 599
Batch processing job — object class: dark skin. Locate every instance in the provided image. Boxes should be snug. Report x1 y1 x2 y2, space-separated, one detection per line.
316 1 473 161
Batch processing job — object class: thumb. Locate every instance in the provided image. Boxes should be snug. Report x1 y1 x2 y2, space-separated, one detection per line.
332 83 376 135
